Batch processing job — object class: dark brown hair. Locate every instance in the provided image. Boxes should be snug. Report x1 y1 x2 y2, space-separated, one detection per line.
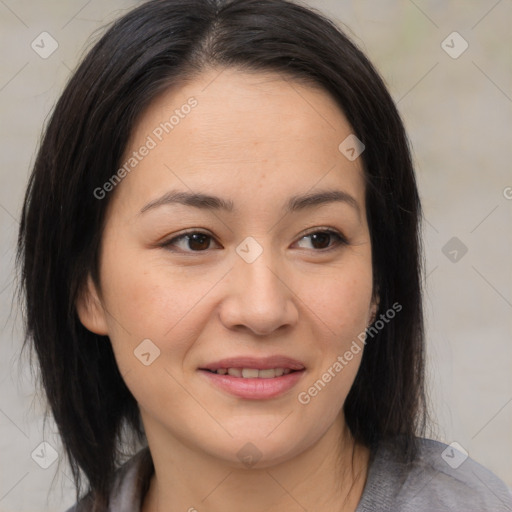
17 0 428 509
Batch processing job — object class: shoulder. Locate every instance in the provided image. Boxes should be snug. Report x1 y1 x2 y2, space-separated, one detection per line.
406 438 512 510
63 448 152 512
358 436 512 512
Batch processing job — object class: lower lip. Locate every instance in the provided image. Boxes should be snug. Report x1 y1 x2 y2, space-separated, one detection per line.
199 369 305 399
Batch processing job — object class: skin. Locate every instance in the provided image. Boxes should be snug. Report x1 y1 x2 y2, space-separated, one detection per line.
77 67 378 512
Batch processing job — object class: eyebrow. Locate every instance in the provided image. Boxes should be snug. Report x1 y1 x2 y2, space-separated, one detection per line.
139 189 361 218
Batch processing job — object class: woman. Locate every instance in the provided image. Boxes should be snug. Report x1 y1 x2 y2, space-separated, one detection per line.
16 0 512 511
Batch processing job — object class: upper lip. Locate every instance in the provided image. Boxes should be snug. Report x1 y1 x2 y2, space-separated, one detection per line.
199 356 306 371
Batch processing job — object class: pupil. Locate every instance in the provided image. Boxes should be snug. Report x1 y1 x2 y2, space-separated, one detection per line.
311 233 330 249
189 234 209 251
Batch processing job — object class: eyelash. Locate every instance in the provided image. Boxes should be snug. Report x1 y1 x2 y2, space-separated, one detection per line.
159 228 348 254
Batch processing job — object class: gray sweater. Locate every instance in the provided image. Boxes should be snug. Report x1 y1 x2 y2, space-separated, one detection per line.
66 437 512 511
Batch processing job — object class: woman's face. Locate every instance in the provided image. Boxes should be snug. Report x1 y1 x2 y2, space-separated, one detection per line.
79 67 376 467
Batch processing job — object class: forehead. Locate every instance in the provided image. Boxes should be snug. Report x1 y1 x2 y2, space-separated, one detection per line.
114 67 366 213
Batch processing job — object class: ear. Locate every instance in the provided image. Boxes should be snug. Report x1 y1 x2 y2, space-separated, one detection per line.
369 289 380 325
76 274 109 335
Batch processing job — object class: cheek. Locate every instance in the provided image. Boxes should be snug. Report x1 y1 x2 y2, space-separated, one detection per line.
100 245 213 338
298 259 373 341
95 251 183 379
294 270 370 428
293 254 372 411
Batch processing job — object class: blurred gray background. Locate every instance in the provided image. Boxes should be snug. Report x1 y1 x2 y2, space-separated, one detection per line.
1 1 511 510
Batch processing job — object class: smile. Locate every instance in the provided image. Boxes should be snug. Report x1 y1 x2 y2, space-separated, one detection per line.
199 368 305 400
204 368 295 378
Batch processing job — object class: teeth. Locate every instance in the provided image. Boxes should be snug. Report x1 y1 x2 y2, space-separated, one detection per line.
214 368 294 378
242 368 259 378
258 369 278 378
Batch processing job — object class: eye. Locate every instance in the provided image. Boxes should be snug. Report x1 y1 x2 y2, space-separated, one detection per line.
295 229 348 251
160 231 220 253
160 228 348 254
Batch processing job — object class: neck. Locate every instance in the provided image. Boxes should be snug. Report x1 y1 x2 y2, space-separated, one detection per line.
142 414 370 512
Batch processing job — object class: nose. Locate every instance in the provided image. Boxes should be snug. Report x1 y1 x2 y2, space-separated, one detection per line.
219 245 299 336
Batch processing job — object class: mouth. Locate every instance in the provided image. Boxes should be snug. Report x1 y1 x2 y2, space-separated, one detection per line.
199 355 305 373
198 356 306 399
201 367 298 378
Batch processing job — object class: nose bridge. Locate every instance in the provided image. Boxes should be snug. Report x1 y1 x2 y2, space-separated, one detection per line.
235 235 285 301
